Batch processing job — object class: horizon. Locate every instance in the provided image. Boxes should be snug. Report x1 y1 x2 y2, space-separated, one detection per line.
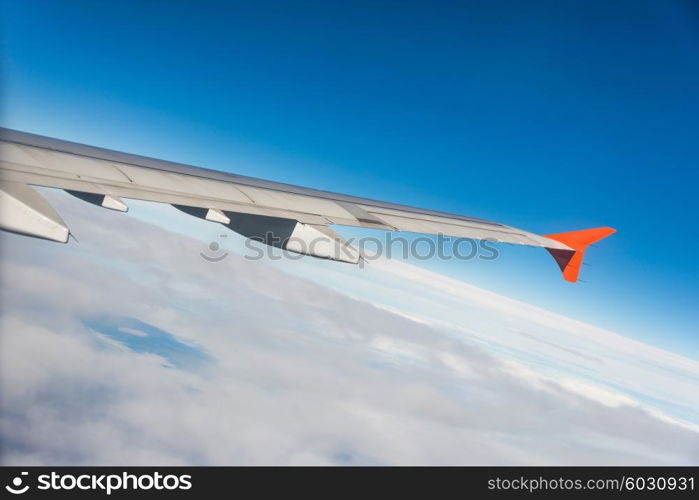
1 0 697 357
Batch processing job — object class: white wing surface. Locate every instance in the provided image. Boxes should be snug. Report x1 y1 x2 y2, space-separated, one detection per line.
0 128 614 281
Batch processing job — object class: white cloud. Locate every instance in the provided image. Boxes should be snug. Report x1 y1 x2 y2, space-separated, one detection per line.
0 190 698 465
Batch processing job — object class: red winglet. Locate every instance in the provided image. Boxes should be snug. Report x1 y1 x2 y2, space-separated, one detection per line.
544 227 616 283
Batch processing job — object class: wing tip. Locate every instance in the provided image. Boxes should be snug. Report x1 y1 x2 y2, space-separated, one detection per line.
544 226 616 283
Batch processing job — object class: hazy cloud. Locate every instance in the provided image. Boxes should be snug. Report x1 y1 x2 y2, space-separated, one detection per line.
1 190 698 465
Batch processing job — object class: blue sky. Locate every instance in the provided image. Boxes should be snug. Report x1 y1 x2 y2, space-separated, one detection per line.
1 0 697 356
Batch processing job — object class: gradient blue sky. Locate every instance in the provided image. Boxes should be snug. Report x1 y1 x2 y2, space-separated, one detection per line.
1 0 697 356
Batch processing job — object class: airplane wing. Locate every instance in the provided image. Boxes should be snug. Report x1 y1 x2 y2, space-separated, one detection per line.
0 128 614 282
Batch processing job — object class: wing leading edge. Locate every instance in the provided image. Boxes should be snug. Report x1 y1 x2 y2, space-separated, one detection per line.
0 128 614 282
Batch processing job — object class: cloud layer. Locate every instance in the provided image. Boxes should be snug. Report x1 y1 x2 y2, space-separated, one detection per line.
1 190 698 465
